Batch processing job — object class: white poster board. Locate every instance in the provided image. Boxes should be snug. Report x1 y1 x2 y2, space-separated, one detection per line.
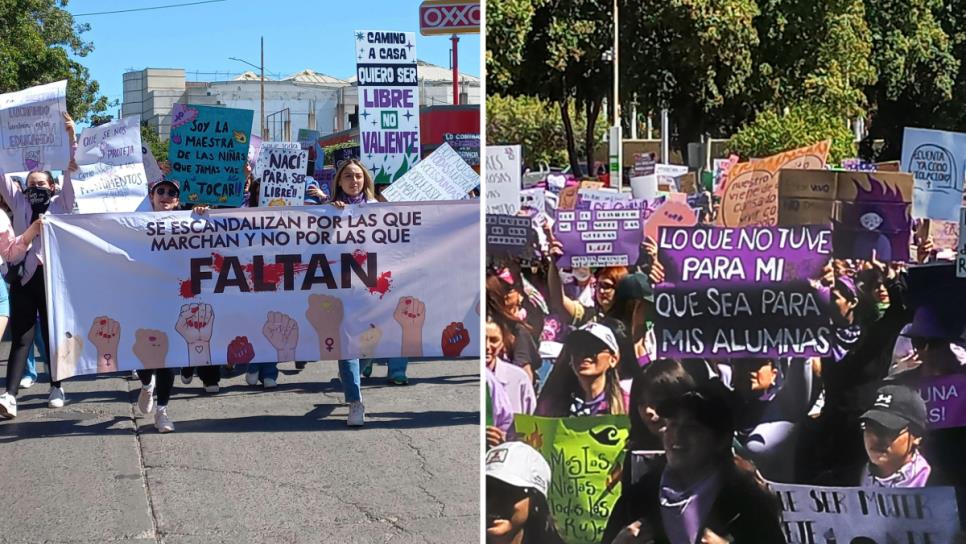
901 127 966 221
485 145 521 215
381 143 479 202
73 116 149 214
0 80 69 172
257 145 308 207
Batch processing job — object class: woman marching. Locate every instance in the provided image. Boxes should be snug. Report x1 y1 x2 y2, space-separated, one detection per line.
0 113 76 417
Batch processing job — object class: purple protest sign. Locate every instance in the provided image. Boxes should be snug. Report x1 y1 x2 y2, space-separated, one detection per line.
654 225 833 359
921 373 966 430
487 214 536 261
555 208 644 267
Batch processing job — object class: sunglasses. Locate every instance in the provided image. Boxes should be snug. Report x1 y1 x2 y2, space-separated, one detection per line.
154 187 179 197
860 420 909 441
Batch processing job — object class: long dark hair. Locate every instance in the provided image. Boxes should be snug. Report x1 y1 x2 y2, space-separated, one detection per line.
536 341 626 417
522 491 565 544
627 359 696 451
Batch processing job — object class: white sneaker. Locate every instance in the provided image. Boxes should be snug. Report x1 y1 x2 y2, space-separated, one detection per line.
48 387 66 409
203 384 220 394
154 406 174 433
19 376 34 389
263 378 277 389
137 385 156 415
347 401 365 427
0 393 17 419
245 370 259 386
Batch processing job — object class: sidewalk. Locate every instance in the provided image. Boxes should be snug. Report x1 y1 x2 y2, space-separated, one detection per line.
0 355 480 543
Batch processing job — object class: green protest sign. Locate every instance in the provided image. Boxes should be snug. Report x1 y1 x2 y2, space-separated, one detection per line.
514 415 629 544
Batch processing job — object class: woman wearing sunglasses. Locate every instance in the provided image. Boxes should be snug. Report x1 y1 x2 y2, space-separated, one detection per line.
535 323 627 417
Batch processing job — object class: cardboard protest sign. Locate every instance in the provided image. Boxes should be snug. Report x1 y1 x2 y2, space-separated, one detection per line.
257 146 308 207
168 103 253 207
575 188 630 210
515 415 629 544
485 145 521 215
579 180 604 190
486 214 535 261
557 185 579 210
555 208 643 268
0 80 69 172
926 218 960 252
444 132 479 166
959 208 966 278
42 201 480 380
770 483 960 544
920 373 966 429
677 171 697 194
719 141 831 227
643 199 698 241
901 127 966 221
72 116 149 214
841 158 877 171
381 143 479 202
655 163 689 191
712 155 739 196
633 153 655 176
355 30 420 184
329 145 360 169
655 226 833 359
630 174 658 200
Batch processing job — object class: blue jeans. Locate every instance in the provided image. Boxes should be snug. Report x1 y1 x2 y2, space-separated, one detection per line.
339 359 362 403
386 358 408 378
247 362 278 381
23 318 46 382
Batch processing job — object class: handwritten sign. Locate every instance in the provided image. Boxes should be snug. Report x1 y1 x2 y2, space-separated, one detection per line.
0 80 69 172
355 30 420 184
576 189 630 210
381 143 479 202
486 214 535 260
445 132 480 166
770 483 960 544
486 145 521 214
633 153 655 176
555 208 643 267
167 103 253 207
901 127 966 221
920 373 966 429
330 145 361 169
72 116 148 213
643 199 698 241
515 415 629 544
655 226 833 359
257 146 307 207
719 141 831 227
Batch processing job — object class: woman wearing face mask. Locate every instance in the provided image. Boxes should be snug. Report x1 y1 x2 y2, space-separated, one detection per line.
535 323 627 417
0 113 76 415
603 381 786 544
486 441 565 544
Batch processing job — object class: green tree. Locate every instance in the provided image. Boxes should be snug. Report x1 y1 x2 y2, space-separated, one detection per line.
727 101 856 163
486 94 605 169
485 0 537 93
141 123 167 163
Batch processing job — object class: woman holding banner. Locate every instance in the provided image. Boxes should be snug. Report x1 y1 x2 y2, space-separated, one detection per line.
0 113 76 417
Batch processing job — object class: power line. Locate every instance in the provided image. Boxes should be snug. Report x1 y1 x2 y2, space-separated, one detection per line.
73 0 226 17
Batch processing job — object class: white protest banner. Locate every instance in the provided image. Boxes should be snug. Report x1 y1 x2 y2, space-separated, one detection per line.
142 145 164 185
655 163 689 190
72 116 149 214
43 201 480 380
958 207 966 278
381 143 479 202
901 127 966 221
0 80 69 172
770 483 960 544
485 145 521 215
257 145 308 207
576 188 630 210
355 30 420 184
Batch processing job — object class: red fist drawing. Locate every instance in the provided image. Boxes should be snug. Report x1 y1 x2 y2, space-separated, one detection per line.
226 336 255 367
441 322 470 357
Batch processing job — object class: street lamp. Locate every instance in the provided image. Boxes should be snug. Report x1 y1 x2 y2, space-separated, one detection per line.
228 36 266 139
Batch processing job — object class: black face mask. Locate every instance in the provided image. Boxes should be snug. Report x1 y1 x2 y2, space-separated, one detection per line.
25 186 51 222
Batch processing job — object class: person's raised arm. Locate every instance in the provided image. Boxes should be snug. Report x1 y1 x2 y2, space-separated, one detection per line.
543 223 580 321
52 112 78 213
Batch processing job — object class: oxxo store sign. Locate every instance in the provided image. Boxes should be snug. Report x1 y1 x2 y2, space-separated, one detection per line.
419 1 480 35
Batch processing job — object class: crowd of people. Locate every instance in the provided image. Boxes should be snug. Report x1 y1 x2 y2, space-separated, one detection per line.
485 174 966 543
0 113 418 432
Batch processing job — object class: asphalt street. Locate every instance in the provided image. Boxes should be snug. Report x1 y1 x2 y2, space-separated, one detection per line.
0 348 481 544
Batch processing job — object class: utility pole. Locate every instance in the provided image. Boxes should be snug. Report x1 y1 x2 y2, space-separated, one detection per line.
609 0 622 190
261 36 266 139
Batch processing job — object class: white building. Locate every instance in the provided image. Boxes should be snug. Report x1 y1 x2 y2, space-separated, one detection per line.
122 61 480 142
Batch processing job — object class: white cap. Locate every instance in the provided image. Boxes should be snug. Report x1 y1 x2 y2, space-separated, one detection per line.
566 322 620 357
485 441 551 499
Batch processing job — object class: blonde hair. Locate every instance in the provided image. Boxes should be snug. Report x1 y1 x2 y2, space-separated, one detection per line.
333 159 376 202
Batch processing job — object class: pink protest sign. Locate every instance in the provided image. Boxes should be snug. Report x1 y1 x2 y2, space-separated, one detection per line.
643 199 699 241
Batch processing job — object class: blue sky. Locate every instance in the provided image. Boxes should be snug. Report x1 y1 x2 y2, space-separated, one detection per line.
66 0 481 115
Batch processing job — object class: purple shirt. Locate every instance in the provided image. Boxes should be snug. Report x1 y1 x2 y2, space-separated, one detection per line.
486 367 515 433
493 359 536 417
863 451 931 488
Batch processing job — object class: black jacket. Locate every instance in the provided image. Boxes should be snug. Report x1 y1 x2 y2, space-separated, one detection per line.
600 458 786 544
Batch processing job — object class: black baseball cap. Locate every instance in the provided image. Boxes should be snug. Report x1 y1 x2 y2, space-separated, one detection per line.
861 384 927 434
615 272 654 303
